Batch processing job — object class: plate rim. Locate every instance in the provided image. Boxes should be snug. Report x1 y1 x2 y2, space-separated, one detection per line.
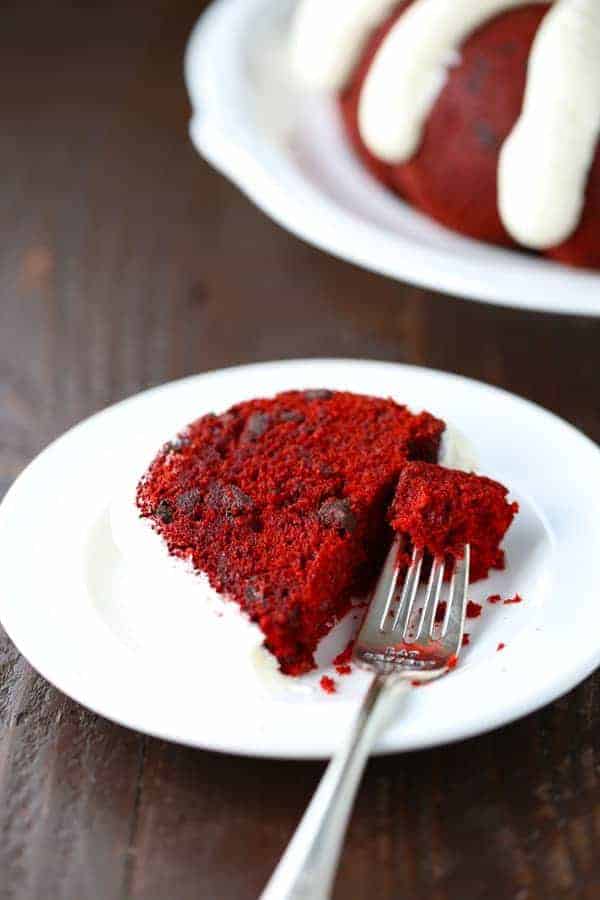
183 0 600 318
1 357 600 759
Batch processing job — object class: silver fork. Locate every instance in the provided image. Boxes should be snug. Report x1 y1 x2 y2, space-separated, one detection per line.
260 538 470 900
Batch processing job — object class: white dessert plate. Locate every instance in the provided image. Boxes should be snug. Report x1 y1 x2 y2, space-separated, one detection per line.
1 359 599 759
184 0 600 317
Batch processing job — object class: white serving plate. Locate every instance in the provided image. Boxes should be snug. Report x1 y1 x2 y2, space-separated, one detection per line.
1 359 599 758
184 0 600 316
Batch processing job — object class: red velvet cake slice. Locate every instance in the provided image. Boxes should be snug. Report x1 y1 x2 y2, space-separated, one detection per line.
137 391 518 675
136 390 444 674
389 462 519 582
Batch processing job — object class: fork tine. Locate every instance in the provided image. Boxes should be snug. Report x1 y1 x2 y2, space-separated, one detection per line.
373 537 404 632
415 556 445 641
392 547 423 637
441 545 470 642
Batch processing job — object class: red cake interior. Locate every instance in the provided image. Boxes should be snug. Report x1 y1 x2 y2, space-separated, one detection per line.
389 462 518 582
136 390 516 675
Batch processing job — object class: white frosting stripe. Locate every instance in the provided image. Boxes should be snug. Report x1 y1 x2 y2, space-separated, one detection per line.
499 0 600 249
357 0 549 164
289 0 399 90
291 0 600 249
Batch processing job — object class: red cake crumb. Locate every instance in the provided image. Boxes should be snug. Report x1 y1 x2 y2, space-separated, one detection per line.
504 594 523 605
497 643 506 652
320 676 337 694
487 594 502 604
335 664 352 676
389 463 518 582
447 654 458 670
434 601 447 624
137 390 444 676
462 633 470 647
466 601 482 619
333 641 354 667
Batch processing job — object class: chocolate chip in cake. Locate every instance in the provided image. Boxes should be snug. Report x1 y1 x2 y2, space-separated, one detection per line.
215 410 239 428
474 119 499 150
176 488 203 515
242 412 271 441
164 435 190 454
304 389 333 400
207 481 254 516
206 482 225 509
318 498 357 533
245 581 263 603
228 485 254 514
245 579 271 615
155 499 174 524
287 604 301 626
210 411 240 440
279 409 305 423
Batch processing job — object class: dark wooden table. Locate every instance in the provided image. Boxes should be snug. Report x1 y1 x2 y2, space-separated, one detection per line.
1 2 599 898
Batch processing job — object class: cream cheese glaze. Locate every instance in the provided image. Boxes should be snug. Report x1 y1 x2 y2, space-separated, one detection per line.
290 0 600 250
289 0 400 90
498 0 600 248
357 0 549 164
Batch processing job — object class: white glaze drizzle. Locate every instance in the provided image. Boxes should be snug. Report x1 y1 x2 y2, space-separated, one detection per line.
498 0 600 248
289 0 400 90
290 0 600 249
357 0 549 164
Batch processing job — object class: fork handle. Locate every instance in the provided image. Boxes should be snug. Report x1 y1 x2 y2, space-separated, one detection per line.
260 674 409 900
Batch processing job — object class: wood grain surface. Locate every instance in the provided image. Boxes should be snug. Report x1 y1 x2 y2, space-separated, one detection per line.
1 2 599 898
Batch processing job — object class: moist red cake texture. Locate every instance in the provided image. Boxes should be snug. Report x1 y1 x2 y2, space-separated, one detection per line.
137 390 516 675
390 462 518 582
340 2 600 269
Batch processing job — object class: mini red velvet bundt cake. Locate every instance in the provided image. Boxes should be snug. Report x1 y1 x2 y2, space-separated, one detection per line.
291 0 600 269
137 390 518 675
